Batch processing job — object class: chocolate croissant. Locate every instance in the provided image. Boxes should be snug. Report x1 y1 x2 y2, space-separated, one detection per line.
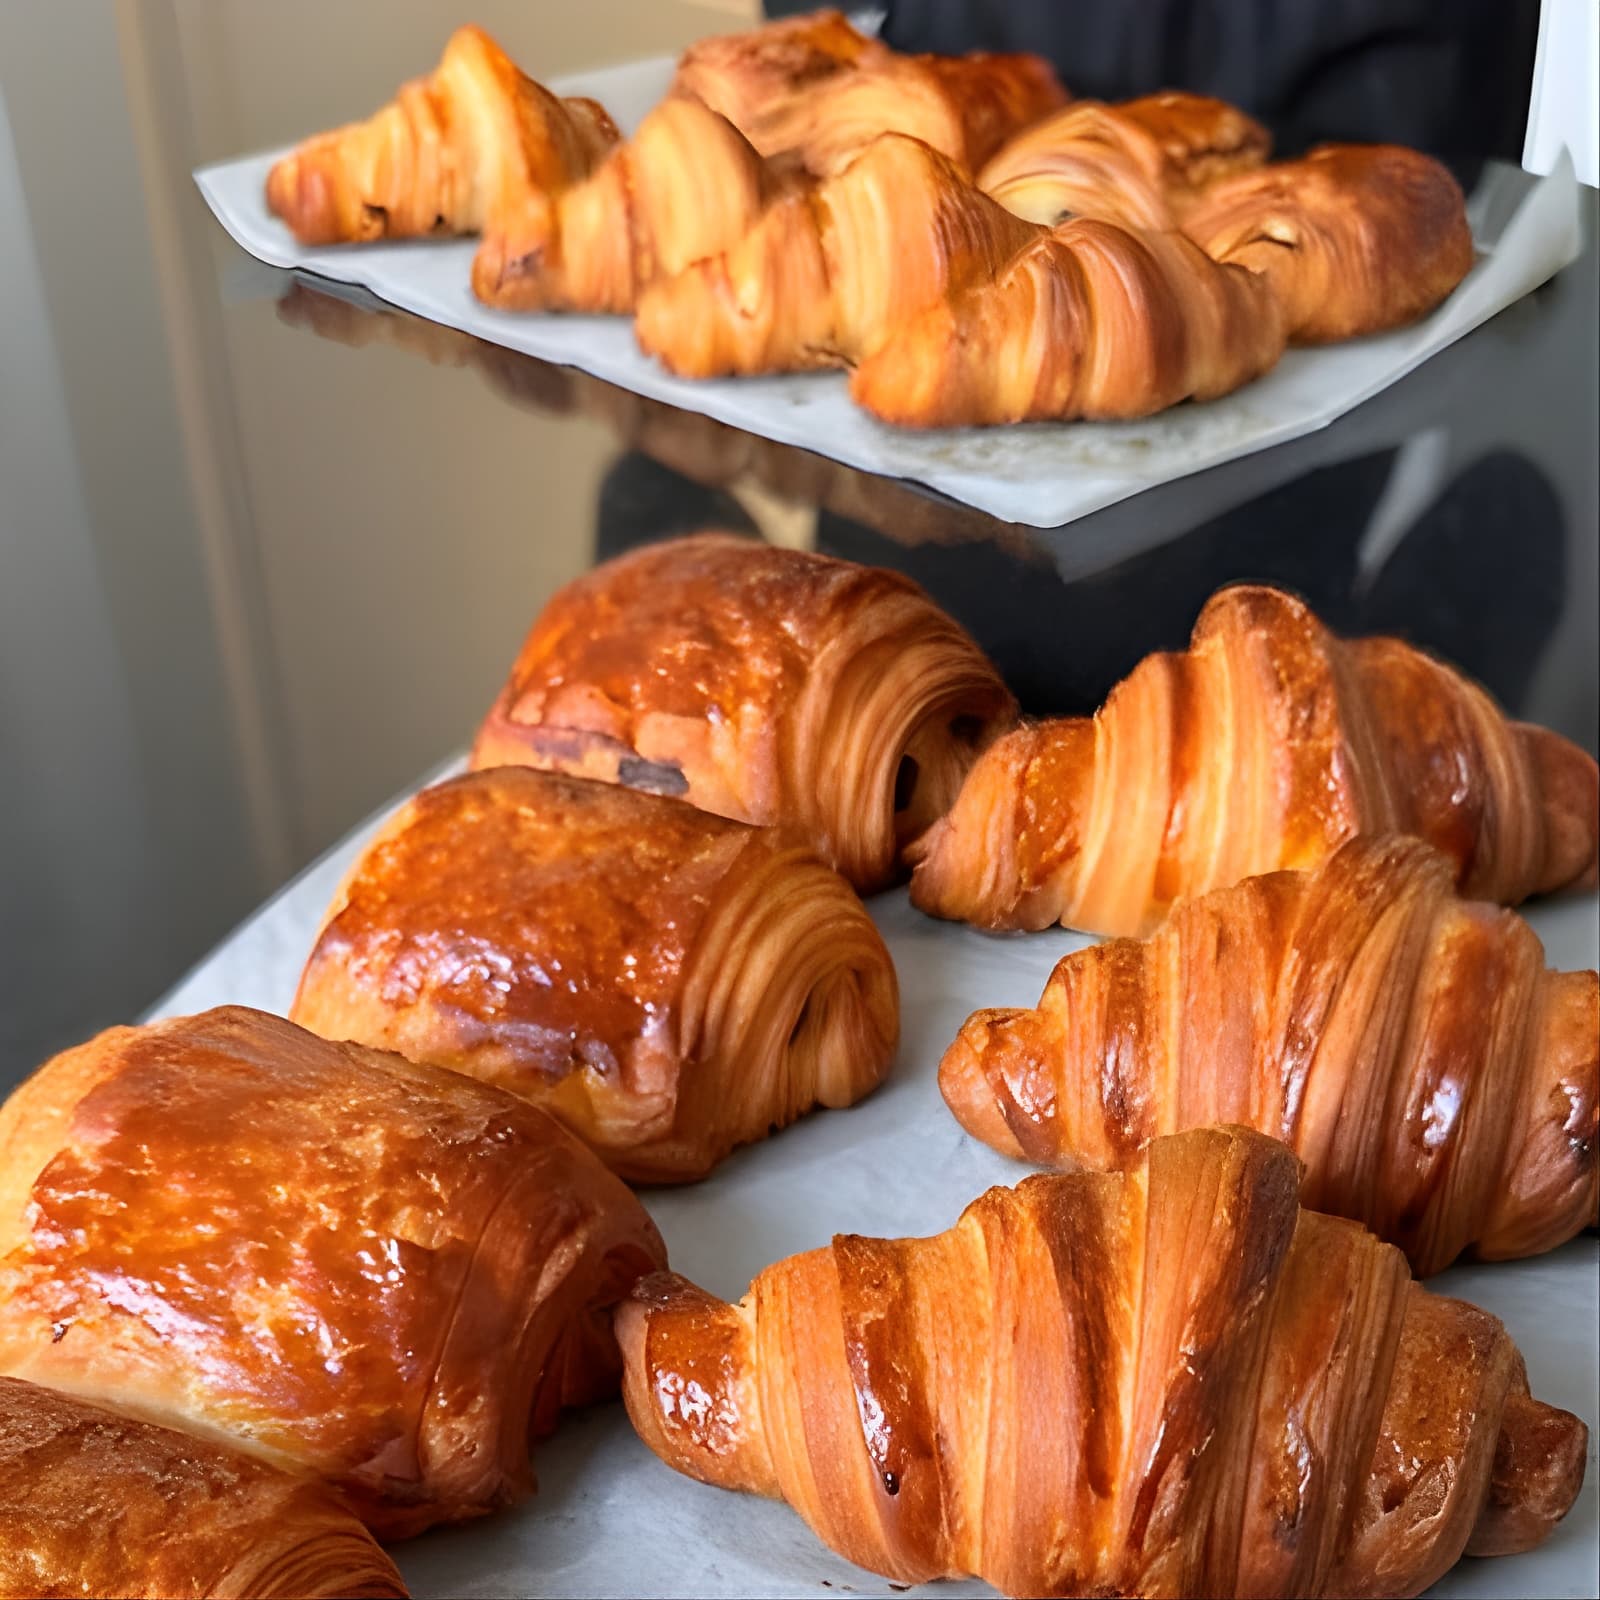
0 1007 665 1538
850 216 1286 427
0 1376 406 1599
619 1126 1586 1598
265 26 617 248
470 534 1017 891
292 769 899 1183
472 96 790 314
912 584 1600 934
942 835 1599 1276
633 134 1038 378
978 92 1270 229
1182 144 1474 342
669 10 1063 178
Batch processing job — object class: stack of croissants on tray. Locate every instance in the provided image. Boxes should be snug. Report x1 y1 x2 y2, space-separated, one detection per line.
260 9 1478 428
4 522 1597 1597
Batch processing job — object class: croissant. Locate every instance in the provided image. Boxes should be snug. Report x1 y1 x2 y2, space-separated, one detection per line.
942 835 1599 1276
470 533 1017 891
978 91 1270 229
473 96 792 314
618 1126 1586 1597
0 1377 406 1599
668 8 886 161
0 1007 666 1538
292 769 899 1182
1182 144 1474 342
634 134 1039 377
850 216 1286 427
669 10 1064 178
265 26 617 249
912 584 1600 934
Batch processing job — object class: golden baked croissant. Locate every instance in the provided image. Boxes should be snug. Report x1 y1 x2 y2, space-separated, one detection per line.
470 533 1017 891
472 96 792 314
669 8 885 160
0 1377 407 1599
1182 143 1474 341
941 835 1599 1276
850 216 1286 427
978 91 1270 229
265 25 617 248
912 584 1600 934
618 1126 1586 1598
669 10 1064 178
292 769 899 1183
0 1007 665 1538
634 134 1039 377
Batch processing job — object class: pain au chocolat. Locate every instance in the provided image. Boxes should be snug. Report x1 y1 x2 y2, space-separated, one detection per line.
470 534 1016 892
0 1007 665 1539
293 769 899 1183
0 1376 406 1599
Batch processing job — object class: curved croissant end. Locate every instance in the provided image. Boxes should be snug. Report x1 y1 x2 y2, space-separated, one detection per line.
938 834 1599 1275
1182 143 1474 342
266 26 617 247
978 91 1270 230
474 97 779 314
618 1127 1586 1597
849 217 1286 428
911 585 1600 933
292 770 900 1183
470 533 1016 892
634 133 1039 379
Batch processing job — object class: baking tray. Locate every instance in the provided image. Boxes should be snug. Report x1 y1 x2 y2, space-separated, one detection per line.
193 54 1583 531
150 760 1600 1599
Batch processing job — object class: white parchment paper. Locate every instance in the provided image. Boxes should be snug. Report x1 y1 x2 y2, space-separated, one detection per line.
193 56 1583 531
150 760 1600 1599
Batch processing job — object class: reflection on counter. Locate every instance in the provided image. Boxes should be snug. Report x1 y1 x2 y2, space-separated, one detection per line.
279 277 1582 734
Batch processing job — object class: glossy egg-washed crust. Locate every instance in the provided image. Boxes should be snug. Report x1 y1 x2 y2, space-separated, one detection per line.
471 534 1017 891
265 25 617 263
941 835 1600 1276
1182 143 1474 342
292 769 899 1183
618 1127 1587 1597
978 91 1271 230
668 8 1063 179
0 1377 406 1600
913 584 1600 936
0 1008 665 1539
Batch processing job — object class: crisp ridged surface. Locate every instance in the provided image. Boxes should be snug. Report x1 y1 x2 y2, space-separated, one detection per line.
913 584 1600 934
292 769 899 1182
0 1376 407 1599
850 214 1286 427
634 135 1039 378
940 835 1599 1274
618 1127 1586 1598
265 25 615 256
0 1009 665 1539
1183 144 1474 342
470 534 1016 891
978 92 1271 229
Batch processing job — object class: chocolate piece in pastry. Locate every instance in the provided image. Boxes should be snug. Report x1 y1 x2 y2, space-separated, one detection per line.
470 533 1017 891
